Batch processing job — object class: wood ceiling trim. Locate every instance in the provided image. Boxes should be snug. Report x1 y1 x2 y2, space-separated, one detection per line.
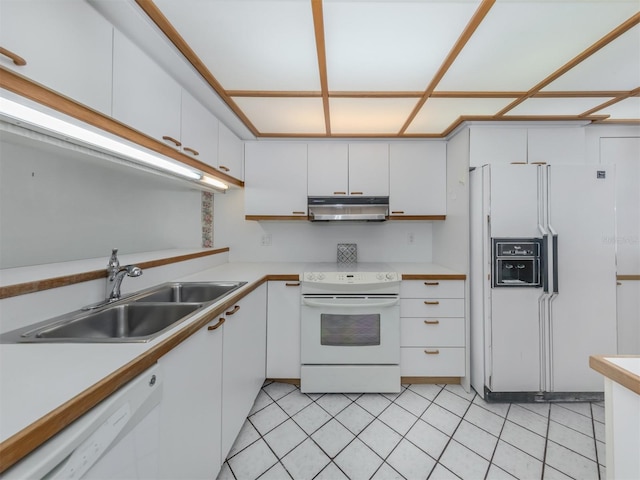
228 91 323 98
227 90 629 99
311 0 331 136
496 12 640 117
398 0 496 135
134 0 260 137
578 87 640 117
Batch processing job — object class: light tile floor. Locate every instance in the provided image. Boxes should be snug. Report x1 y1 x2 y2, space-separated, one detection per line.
217 382 606 480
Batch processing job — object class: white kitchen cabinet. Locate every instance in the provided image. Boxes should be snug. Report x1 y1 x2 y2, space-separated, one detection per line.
307 143 389 197
470 127 527 167
389 142 446 217
617 280 640 355
0 0 113 115
267 280 301 379
218 122 244 181
157 316 224 479
528 127 585 165
112 29 182 147
244 142 308 218
400 280 466 378
221 284 267 459
180 89 219 169
348 143 389 196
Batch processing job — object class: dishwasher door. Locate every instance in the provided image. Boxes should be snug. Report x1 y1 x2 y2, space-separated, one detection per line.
3 364 162 479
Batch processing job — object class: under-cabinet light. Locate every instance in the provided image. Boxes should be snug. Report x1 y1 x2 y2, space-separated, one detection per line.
0 98 202 181
201 175 229 190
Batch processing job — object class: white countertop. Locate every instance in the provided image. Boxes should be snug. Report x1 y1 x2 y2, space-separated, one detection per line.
0 260 462 449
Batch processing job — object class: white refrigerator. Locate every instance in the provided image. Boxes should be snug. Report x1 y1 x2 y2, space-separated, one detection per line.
470 164 618 401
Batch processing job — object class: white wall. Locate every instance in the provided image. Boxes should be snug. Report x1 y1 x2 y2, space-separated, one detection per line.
214 188 433 263
0 133 202 268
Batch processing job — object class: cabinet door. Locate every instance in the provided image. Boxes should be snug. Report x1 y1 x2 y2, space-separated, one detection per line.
307 143 349 196
348 143 389 196
221 284 267 459
112 29 182 146
389 142 446 216
181 90 218 168
267 281 301 378
0 0 113 115
244 142 308 217
218 122 244 180
616 280 640 355
527 127 585 165
470 127 527 167
158 318 224 479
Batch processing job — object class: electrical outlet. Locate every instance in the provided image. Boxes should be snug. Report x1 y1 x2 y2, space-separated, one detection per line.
408 232 415 244
260 234 272 246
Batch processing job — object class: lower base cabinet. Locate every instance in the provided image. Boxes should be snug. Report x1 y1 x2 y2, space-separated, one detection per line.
157 284 267 478
266 280 301 379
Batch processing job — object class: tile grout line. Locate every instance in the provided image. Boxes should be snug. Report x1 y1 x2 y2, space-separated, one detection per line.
591 402 602 480
483 403 511 480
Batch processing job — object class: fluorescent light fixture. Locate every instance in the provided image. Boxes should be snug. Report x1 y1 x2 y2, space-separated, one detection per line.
201 175 229 190
0 98 202 180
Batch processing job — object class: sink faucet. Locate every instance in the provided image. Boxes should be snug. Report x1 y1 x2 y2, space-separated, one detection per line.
106 248 143 302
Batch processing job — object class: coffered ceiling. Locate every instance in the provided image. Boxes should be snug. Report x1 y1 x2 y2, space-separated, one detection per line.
138 0 639 138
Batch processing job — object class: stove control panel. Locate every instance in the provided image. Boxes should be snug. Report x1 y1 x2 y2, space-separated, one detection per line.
303 271 399 284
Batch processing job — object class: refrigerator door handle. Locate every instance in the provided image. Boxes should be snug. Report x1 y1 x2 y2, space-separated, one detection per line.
541 234 549 294
551 232 559 294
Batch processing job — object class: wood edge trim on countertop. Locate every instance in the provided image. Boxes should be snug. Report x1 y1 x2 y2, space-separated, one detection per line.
617 274 640 281
0 274 270 473
0 68 244 187
401 376 461 384
266 274 301 282
402 274 467 280
589 355 640 396
388 215 447 221
245 215 310 221
0 248 229 300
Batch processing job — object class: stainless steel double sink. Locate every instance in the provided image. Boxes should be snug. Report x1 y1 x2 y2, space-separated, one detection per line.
0 281 247 343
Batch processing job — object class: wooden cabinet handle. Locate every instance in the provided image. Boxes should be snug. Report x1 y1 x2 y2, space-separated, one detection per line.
333 191 346 195
292 211 306 215
424 301 440 305
183 146 199 156
219 165 230 172
286 282 300 287
207 318 225 330
424 282 440 286
162 135 182 147
424 349 440 355
391 211 405 214
424 320 440 325
226 305 240 315
0 47 27 66
350 191 363 195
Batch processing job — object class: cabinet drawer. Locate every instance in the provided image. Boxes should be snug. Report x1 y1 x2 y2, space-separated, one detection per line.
400 299 465 318
401 280 464 299
400 347 465 376
400 317 464 347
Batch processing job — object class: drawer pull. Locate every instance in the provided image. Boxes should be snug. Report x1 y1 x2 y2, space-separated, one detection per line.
0 47 27 66
292 211 306 215
424 301 440 305
350 191 363 195
285 282 300 287
183 146 199 156
391 211 405 214
424 320 440 325
207 318 225 330
424 349 440 355
333 191 347 195
226 305 240 316
424 282 439 286
219 165 230 172
162 135 182 147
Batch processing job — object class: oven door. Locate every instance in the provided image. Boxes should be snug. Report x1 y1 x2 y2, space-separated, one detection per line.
301 295 400 365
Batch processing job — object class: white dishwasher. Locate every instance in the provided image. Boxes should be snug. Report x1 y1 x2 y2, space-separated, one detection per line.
3 364 163 479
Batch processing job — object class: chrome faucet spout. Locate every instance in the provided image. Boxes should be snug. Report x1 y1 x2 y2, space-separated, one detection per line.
108 265 143 302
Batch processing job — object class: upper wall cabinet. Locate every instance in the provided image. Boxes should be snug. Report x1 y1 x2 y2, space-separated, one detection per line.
218 122 244 181
389 142 446 218
0 1 113 116
469 127 528 167
112 29 182 148
307 143 389 197
181 89 219 169
527 127 585 165
244 142 308 219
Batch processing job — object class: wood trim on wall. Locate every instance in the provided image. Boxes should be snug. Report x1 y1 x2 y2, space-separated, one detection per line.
388 215 447 221
617 274 640 281
402 274 467 281
0 248 229 300
245 215 310 221
0 68 244 187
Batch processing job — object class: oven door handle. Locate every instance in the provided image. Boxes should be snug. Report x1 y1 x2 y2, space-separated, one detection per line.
302 298 399 308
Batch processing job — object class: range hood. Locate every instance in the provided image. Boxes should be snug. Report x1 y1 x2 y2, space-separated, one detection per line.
308 196 389 222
